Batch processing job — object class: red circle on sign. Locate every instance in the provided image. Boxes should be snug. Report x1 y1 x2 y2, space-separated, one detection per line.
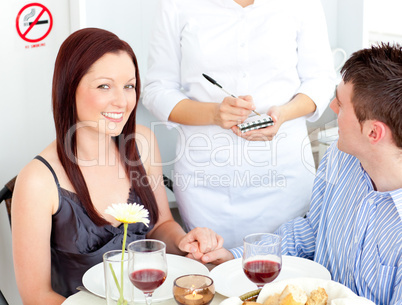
16 3 53 43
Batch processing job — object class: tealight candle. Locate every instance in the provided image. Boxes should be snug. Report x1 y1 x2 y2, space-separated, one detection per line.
184 291 203 305
173 275 215 305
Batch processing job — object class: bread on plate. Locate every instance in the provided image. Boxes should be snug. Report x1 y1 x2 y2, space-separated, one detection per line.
219 278 375 305
305 287 328 305
256 278 375 305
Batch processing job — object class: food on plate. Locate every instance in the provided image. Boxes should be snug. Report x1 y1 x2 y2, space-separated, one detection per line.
261 284 328 305
305 287 328 305
279 284 308 305
263 293 280 305
262 284 307 305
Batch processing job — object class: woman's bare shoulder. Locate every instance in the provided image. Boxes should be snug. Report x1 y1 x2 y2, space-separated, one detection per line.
14 142 59 208
134 124 160 172
135 124 153 139
135 124 157 153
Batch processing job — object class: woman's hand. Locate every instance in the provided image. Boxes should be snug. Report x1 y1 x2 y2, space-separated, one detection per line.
214 95 255 129
178 227 224 260
199 247 235 265
231 105 284 141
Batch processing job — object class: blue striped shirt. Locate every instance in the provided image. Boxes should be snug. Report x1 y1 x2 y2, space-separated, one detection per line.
230 143 402 305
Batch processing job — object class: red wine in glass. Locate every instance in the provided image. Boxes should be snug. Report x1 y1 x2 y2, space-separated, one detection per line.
243 260 281 287
242 233 282 289
128 240 167 305
129 269 167 293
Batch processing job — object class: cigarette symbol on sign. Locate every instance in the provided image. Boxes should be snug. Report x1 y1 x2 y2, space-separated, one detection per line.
23 8 49 27
23 8 35 25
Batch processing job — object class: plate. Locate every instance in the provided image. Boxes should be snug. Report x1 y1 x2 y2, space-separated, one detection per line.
256 277 375 305
210 256 331 298
82 254 209 302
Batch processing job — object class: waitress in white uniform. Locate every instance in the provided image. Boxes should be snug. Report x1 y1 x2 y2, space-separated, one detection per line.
142 0 335 248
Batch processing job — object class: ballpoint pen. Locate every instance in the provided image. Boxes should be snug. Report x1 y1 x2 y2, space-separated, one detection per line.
202 73 261 116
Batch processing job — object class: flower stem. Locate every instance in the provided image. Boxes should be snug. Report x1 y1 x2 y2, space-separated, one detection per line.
109 263 121 292
120 223 129 300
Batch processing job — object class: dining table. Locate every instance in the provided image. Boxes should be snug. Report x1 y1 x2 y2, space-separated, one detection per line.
62 288 227 305
62 263 227 305
60 255 375 305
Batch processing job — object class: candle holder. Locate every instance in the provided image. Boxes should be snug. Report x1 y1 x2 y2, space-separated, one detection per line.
173 274 215 305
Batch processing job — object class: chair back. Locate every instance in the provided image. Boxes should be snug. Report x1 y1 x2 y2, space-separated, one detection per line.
0 176 15 305
0 176 16 226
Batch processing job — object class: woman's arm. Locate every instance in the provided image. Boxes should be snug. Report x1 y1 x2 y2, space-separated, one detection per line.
135 125 223 256
12 160 65 305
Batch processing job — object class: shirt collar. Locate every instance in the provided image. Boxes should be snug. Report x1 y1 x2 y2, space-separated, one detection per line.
333 144 402 220
361 165 402 220
389 189 402 220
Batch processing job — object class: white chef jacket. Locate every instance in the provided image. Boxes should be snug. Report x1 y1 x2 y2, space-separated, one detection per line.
142 0 336 248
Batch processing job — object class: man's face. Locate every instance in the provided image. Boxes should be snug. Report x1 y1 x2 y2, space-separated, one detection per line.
330 81 364 156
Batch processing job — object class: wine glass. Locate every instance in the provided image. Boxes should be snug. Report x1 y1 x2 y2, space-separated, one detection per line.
242 233 282 289
127 239 167 305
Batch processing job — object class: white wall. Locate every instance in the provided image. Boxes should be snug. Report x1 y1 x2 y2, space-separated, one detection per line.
337 0 366 55
0 1 71 303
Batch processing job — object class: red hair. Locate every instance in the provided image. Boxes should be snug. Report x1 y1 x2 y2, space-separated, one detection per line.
52 28 159 226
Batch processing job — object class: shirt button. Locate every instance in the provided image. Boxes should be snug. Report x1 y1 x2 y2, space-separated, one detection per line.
242 72 247 78
240 43 245 47
368 199 374 204
354 236 359 244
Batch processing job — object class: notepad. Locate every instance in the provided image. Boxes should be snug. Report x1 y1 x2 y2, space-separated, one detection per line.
237 114 274 133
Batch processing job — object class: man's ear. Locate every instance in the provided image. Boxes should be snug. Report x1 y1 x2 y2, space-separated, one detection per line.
367 120 387 144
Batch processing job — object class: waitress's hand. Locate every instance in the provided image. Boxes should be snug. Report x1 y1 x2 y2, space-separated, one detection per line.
214 95 255 129
231 105 283 141
178 227 224 260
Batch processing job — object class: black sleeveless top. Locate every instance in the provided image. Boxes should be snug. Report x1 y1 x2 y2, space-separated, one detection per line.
34 156 152 297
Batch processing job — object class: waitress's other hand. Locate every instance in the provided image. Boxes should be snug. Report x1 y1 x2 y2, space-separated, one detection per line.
231 105 283 141
178 227 224 260
214 95 255 129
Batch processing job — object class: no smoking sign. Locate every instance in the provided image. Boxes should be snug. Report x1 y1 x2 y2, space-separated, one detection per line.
16 3 53 43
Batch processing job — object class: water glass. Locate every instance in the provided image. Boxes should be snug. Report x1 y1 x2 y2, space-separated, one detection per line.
103 249 134 305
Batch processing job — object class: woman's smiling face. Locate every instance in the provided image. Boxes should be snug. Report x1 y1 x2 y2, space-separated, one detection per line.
75 51 137 136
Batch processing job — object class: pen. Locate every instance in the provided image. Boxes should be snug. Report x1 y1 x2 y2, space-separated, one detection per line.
202 73 261 116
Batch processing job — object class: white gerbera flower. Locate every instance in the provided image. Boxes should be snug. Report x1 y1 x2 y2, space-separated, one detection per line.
104 203 150 305
105 203 150 226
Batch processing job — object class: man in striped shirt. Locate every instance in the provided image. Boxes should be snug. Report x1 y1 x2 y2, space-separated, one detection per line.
201 43 402 305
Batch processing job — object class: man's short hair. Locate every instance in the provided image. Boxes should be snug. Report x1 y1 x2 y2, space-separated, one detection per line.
341 43 402 148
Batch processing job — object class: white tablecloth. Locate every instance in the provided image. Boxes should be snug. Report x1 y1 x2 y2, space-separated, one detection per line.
62 290 226 305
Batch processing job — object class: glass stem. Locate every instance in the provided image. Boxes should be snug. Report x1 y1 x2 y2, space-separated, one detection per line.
144 293 153 305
